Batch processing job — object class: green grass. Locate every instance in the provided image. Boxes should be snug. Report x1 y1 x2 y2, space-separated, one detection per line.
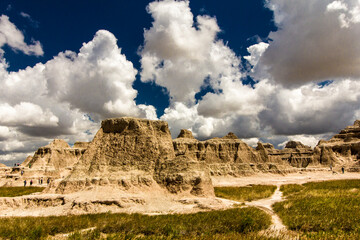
0 187 45 197
0 207 272 239
68 231 280 240
274 179 360 239
214 185 277 202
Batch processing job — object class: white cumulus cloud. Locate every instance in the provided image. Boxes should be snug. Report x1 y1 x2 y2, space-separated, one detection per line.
259 0 360 86
0 15 43 56
0 29 155 164
140 0 242 103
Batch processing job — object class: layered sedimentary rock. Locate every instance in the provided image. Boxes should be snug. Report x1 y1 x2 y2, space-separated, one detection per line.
0 164 10 179
22 139 88 178
2 140 89 187
314 120 360 171
13 118 360 188
257 141 314 169
56 118 214 197
173 131 292 176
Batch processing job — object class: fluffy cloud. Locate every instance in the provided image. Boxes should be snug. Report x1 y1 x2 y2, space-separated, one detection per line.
161 102 261 140
3 0 360 165
259 79 360 135
259 0 360 86
0 126 12 141
278 134 329 148
0 29 155 164
44 30 142 119
140 0 242 103
155 0 360 147
0 15 43 56
142 0 264 140
327 0 360 28
0 102 58 127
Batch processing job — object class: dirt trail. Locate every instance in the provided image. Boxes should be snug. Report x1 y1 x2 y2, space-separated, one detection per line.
246 185 286 231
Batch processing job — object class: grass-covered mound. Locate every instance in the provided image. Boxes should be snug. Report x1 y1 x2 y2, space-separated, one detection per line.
214 185 277 202
273 179 360 239
0 187 45 197
0 207 272 239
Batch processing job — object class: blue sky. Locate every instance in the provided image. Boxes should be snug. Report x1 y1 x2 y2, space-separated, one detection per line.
1 0 360 165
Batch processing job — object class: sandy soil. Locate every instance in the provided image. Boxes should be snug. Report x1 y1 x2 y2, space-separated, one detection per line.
212 170 360 187
1 170 360 218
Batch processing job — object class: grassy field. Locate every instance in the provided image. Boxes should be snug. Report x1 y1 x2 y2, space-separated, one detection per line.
214 185 277 202
0 187 45 197
273 179 360 239
0 207 272 239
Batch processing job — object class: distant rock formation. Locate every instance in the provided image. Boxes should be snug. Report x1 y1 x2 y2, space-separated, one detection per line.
177 129 195 139
256 141 314 169
0 163 10 177
314 120 360 171
22 139 88 179
1 139 89 187
173 131 289 176
56 118 214 197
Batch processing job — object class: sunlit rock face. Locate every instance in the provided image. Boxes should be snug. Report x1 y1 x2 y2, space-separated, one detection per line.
314 120 360 171
56 118 214 197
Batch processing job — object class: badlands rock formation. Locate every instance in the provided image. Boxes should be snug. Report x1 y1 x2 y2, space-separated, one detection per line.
1 140 88 186
24 139 86 176
257 141 314 169
56 117 213 197
6 118 360 188
173 131 316 176
0 164 10 177
314 120 360 171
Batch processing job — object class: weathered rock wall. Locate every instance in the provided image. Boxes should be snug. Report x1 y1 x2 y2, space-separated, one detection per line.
314 120 360 171
56 118 214 197
1 139 89 187
172 132 307 176
23 139 87 178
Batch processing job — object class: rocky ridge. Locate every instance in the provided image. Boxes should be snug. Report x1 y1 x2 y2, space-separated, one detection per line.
55 117 214 197
1 140 89 186
314 120 360 171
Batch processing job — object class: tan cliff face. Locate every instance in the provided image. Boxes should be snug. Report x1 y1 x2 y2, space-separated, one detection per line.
314 120 360 171
56 118 214 197
0 163 7 168
173 132 264 176
0 139 89 187
27 140 83 171
173 130 317 176
257 141 314 169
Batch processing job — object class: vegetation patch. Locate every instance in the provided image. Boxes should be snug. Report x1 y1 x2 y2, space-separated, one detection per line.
0 187 45 197
214 185 277 202
0 207 272 239
274 179 360 239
